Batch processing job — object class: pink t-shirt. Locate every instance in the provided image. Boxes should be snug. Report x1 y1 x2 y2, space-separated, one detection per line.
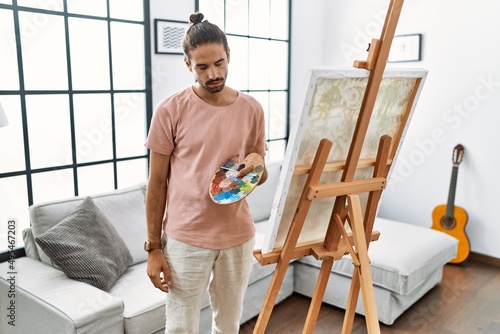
145 86 266 249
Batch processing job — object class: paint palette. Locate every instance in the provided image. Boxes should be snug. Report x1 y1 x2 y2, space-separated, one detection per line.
209 153 264 205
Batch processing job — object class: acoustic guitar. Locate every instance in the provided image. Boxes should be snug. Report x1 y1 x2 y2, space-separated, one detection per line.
431 144 470 263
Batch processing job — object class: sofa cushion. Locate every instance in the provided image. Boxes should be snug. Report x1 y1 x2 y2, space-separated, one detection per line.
30 182 147 265
246 161 282 222
0 257 125 333
35 197 133 291
109 262 167 334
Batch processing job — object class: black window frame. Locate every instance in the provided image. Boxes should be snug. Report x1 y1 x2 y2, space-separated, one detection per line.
0 0 152 262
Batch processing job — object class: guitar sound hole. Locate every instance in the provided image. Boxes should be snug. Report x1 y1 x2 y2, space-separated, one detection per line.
440 216 456 230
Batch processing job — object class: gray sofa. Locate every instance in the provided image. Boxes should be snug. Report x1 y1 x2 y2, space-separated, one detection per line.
0 161 458 333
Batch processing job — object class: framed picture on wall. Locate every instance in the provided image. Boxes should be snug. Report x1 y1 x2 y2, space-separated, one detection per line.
154 19 188 55
388 34 422 62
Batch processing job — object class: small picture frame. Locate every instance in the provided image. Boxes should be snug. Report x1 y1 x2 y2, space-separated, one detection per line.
388 34 422 62
154 19 188 55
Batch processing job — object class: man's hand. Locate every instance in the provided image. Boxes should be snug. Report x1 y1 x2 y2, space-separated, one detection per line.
236 164 255 177
236 153 267 184
146 250 171 293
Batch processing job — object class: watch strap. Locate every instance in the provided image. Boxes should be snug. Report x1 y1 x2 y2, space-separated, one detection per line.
144 241 162 251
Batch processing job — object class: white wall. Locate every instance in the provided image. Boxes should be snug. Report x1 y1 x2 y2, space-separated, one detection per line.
289 0 328 127
150 0 500 259
311 0 500 259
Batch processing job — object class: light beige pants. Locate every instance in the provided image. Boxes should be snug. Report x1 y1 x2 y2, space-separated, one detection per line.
163 235 255 334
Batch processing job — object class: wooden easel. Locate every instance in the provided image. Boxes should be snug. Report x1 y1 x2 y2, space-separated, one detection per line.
252 0 406 333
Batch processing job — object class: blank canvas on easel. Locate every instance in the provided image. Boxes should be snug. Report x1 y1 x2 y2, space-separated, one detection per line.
261 68 427 253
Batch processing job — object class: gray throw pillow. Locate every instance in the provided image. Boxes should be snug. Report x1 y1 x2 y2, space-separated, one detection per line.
35 196 133 291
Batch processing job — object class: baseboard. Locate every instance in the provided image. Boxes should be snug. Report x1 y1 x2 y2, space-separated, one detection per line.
468 251 500 268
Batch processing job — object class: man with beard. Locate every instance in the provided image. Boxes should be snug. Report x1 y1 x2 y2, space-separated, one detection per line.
144 12 268 333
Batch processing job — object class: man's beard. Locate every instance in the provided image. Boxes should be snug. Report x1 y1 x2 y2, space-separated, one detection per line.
201 77 226 93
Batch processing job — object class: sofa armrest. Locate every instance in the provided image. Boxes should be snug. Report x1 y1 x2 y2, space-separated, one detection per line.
0 257 124 334
22 227 40 260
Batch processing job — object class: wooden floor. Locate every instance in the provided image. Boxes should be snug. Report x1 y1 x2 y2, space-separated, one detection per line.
239 259 500 333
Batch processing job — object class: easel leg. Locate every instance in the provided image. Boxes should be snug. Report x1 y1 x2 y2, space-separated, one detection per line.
303 257 334 334
253 139 333 334
342 269 361 333
253 258 291 334
343 135 391 333
347 194 380 334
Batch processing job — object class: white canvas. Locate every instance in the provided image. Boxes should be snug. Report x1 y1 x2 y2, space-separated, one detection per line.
261 68 428 253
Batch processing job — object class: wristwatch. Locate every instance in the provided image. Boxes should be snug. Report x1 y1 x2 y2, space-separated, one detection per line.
144 241 162 252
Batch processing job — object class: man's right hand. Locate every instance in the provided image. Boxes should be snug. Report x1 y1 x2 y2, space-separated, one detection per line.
146 250 172 293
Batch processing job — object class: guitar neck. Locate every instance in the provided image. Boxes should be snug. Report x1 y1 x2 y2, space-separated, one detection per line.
445 165 459 218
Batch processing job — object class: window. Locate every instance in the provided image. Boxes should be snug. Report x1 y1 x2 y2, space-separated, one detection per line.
0 0 151 257
197 0 290 163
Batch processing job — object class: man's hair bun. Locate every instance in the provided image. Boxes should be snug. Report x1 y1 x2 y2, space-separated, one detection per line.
189 13 204 25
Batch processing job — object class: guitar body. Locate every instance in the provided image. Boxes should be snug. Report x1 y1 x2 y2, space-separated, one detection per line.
431 204 470 263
